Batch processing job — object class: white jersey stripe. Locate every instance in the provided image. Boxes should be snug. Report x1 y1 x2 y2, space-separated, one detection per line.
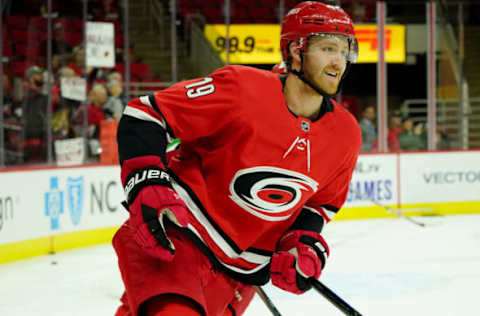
139 95 152 107
186 225 271 274
322 207 336 220
123 106 167 130
172 180 271 270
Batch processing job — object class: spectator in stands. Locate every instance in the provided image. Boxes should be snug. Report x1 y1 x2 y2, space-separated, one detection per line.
40 21 72 68
107 71 127 104
387 110 402 152
51 67 78 140
68 45 92 77
398 117 426 151
22 65 48 163
359 105 376 152
2 74 13 115
436 123 450 150
91 0 119 21
103 79 124 120
72 83 107 139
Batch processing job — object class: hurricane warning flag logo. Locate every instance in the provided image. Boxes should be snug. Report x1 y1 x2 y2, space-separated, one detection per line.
67 176 84 226
229 167 318 221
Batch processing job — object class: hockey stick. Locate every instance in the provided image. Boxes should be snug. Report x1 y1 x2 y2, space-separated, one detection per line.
310 278 363 316
255 280 362 316
352 189 428 227
254 286 283 316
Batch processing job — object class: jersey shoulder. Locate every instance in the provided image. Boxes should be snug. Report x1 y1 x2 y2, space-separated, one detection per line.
213 65 280 88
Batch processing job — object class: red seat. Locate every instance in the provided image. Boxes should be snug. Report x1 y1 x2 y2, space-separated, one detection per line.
231 7 251 23
191 0 217 7
236 0 257 6
257 0 280 7
71 19 84 31
29 16 47 31
115 33 124 48
250 7 276 23
2 42 13 59
15 43 42 60
65 32 83 46
203 7 225 24
10 61 32 78
130 62 153 80
6 15 28 29
114 62 125 76
11 29 29 43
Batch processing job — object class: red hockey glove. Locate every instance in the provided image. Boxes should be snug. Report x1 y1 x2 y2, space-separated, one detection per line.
122 156 190 261
270 230 329 294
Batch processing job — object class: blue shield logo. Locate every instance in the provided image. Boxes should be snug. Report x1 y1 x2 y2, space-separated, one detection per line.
67 177 84 226
44 177 64 230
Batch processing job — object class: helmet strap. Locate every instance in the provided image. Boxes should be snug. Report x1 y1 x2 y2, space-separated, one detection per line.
289 51 352 99
289 51 333 98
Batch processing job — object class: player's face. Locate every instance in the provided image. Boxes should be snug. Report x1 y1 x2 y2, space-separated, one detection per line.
303 34 349 95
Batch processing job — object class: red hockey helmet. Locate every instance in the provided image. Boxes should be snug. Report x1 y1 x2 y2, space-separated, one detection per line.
280 1 358 64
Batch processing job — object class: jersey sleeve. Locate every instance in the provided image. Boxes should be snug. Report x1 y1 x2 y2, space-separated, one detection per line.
117 66 241 165
150 66 241 142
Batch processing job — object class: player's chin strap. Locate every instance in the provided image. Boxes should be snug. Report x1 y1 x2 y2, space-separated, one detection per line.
289 52 351 98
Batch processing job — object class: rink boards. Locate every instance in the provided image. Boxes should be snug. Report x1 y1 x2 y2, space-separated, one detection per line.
1 150 479 263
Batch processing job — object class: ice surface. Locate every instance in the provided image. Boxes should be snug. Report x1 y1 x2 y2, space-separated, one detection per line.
1 214 479 316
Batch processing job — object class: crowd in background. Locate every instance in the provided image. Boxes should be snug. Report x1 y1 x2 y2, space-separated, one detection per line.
358 105 451 153
1 0 456 166
1 0 157 165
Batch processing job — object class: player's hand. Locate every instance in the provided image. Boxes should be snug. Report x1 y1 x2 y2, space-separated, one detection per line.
128 185 189 261
121 156 190 261
270 230 329 294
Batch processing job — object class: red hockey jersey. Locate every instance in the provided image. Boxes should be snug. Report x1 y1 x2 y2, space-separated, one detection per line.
120 65 361 284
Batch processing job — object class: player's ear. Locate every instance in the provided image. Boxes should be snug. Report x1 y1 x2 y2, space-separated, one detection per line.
288 42 301 71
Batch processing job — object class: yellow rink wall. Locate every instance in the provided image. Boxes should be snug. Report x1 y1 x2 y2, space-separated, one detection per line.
1 151 480 264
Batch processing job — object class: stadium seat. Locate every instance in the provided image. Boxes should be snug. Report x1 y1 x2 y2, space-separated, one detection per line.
191 0 217 7
29 16 47 31
65 32 83 46
130 62 153 80
71 19 84 32
114 63 126 77
10 61 32 78
2 42 13 58
203 7 225 24
231 7 251 24
257 0 280 7
250 7 276 23
236 0 258 7
11 30 29 43
6 15 28 29
15 43 42 60
115 33 124 48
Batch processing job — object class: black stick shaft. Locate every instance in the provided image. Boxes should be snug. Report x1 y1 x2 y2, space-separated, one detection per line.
254 286 283 316
310 279 363 316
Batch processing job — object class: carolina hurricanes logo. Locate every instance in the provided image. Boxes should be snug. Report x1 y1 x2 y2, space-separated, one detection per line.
229 167 318 221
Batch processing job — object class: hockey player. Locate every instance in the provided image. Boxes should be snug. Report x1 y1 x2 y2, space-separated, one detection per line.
113 2 361 315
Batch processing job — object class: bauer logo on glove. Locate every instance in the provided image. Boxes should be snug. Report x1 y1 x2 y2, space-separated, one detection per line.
124 167 172 204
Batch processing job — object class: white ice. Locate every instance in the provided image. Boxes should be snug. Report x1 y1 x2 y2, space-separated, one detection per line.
1 214 479 316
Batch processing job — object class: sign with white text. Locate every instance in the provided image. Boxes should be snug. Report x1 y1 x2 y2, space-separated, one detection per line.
60 77 87 102
86 22 115 68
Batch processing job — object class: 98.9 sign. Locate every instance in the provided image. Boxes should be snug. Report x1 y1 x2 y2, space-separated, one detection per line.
215 36 255 53
204 24 282 64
